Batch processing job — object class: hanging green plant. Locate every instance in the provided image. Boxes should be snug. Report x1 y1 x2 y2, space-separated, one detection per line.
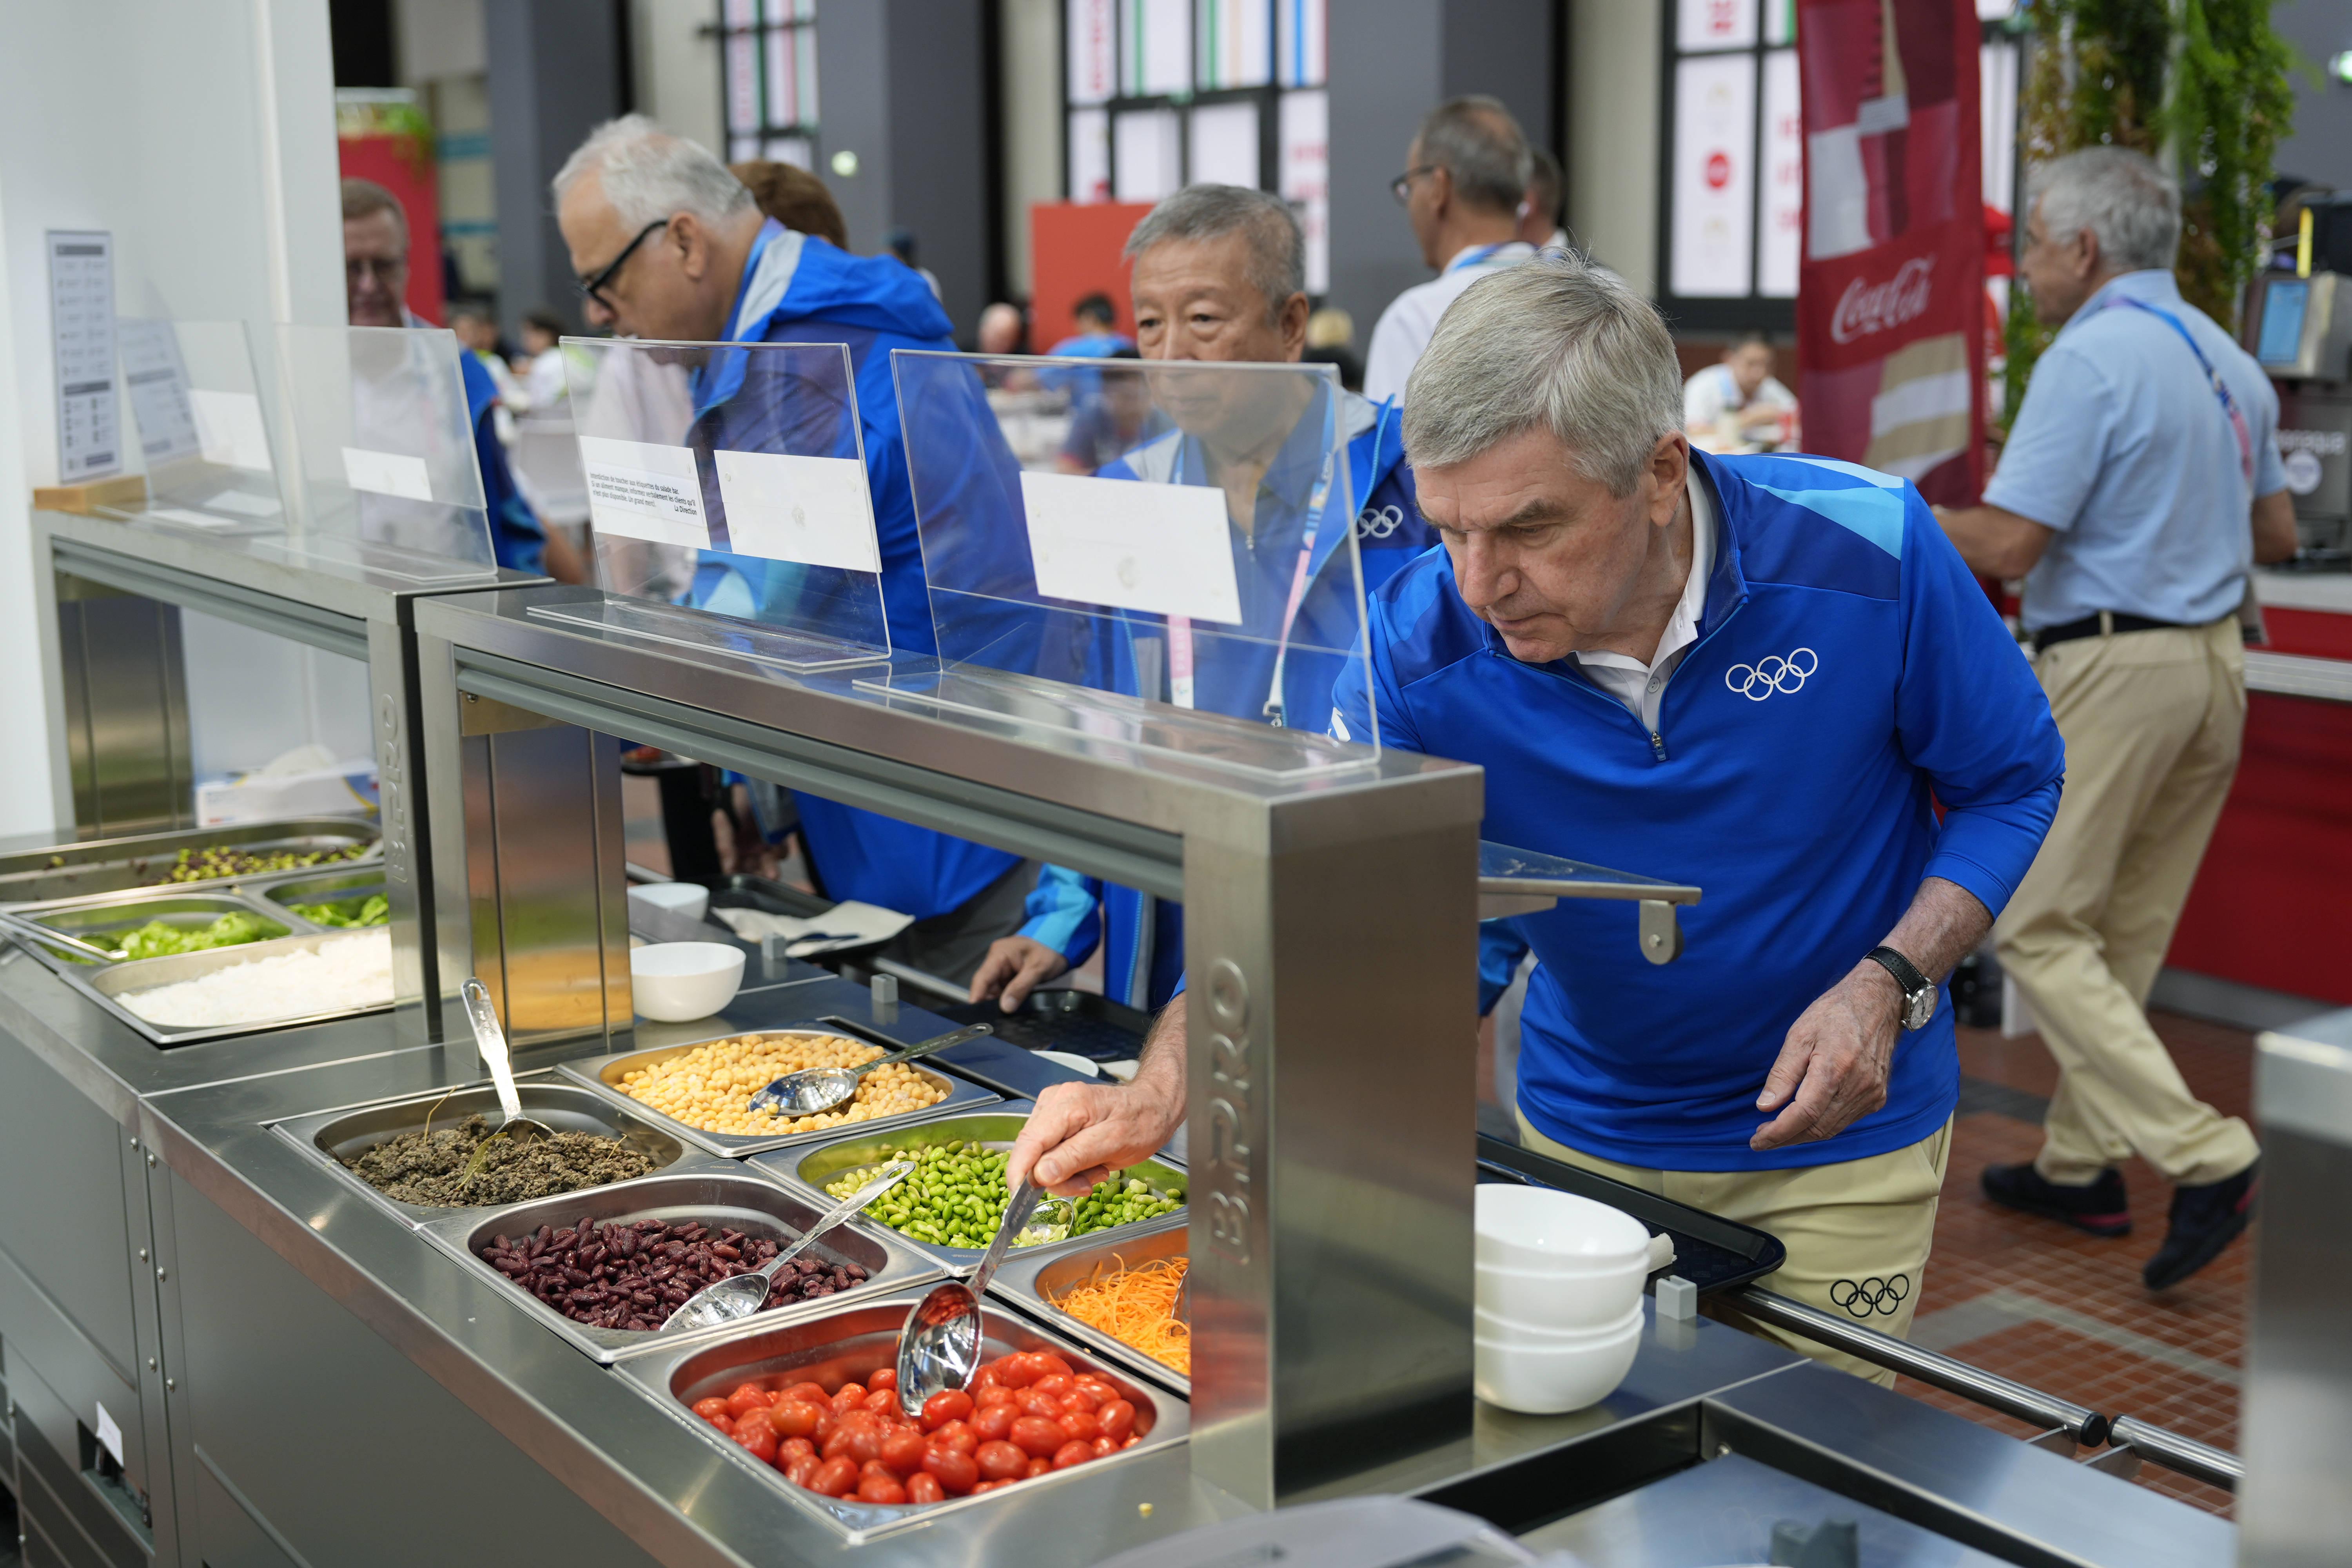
2169 0 2298 327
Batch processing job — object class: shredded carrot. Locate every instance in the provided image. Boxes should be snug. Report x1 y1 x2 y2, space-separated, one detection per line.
1053 1255 1190 1376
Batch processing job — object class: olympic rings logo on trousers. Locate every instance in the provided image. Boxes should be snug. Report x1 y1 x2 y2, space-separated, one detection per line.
1356 504 1405 540
1725 646 1819 700
1829 1274 1910 1318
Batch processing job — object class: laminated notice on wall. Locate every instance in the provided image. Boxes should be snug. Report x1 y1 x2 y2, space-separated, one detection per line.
341 446 434 502
712 450 880 572
94 1400 124 1465
189 388 274 472
1019 470 1243 624
47 230 120 480
579 436 712 548
118 318 203 467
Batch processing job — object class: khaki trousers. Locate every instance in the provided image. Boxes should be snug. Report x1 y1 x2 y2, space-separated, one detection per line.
1996 618 2260 1188
1514 1108 1952 1386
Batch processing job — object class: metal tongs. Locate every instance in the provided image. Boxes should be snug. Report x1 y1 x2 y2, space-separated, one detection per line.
0 912 125 964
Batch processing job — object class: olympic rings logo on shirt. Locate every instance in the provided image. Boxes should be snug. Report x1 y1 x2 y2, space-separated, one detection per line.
1829 1274 1910 1318
1724 646 1819 701
1356 504 1406 539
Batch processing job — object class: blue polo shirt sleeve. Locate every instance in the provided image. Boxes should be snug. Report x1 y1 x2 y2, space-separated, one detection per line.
1982 342 2112 531
1896 497 2065 915
1328 577 1430 753
1016 863 1102 967
1478 920 1530 1016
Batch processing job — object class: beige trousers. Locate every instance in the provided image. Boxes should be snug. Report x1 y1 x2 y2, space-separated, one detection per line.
1996 618 2261 1188
1514 1108 1952 1386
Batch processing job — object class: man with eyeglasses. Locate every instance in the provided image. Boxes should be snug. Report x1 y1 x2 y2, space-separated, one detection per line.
550 116 1036 984
1362 97 1540 405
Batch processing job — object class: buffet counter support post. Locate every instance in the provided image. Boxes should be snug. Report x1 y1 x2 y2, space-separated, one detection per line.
412 582 1488 1509
29 508 546 1046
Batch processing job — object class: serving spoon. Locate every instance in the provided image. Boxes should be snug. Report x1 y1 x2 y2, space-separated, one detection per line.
458 977 558 1175
660 1158 919 1333
894 1178 1074 1415
748 1022 994 1118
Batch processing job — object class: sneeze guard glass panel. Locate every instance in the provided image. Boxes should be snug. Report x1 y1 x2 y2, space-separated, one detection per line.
541 336 889 672
102 318 291 537
891 351 1377 777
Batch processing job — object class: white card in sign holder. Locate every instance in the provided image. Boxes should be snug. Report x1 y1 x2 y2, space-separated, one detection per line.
188 388 274 472
712 450 881 572
1018 470 1242 625
579 435 712 548
341 446 434 502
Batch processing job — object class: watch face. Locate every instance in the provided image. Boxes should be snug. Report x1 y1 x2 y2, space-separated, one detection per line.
1905 987 1937 1031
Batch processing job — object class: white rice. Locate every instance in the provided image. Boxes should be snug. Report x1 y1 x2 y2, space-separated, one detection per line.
119 929 395 1028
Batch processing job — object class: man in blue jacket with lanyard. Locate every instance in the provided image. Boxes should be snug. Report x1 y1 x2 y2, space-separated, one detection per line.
554 117 1030 980
1009 257 2066 1377
965 185 1432 1014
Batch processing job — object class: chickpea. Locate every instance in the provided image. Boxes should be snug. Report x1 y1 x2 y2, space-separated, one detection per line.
614 1030 949 1135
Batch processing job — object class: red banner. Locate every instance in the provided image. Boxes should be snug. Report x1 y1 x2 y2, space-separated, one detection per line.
1796 0 1985 505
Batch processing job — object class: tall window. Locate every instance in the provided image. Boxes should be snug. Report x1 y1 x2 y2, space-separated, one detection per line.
1657 0 2023 328
1064 0 1332 292
719 0 818 168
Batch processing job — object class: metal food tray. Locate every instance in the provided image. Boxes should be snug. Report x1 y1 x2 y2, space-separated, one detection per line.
51 926 396 1048
1476 1134 1786 1295
557 1019 1002 1158
414 1169 942 1365
2 887 310 979
615 1291 1186 1544
252 867 392 925
0 815 380 905
756 1107 1188 1269
987 1214 1190 1396
271 1076 704 1230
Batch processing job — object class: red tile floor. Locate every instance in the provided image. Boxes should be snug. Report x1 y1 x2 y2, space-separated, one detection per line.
1891 1011 2256 1516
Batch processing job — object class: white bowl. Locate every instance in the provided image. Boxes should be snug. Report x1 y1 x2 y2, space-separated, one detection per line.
1474 1298 1644 1347
629 941 744 1022
1474 1185 1650 1274
1474 1312 1644 1414
628 880 710 923
1477 1254 1648 1329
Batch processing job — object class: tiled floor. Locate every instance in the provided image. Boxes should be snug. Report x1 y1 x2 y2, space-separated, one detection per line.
1897 1010 2256 1516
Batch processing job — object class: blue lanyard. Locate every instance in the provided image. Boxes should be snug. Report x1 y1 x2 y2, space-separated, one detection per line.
2098 295 2255 488
1446 243 1511 275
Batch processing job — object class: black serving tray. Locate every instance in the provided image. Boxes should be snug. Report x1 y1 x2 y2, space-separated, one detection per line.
1475 1134 1785 1297
928 988 1152 1063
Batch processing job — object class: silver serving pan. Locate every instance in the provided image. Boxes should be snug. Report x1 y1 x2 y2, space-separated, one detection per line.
755 1108 1188 1269
2 887 309 978
557 1021 1001 1158
986 1214 1191 1397
66 927 394 1048
0 815 380 905
416 1169 941 1365
271 1076 702 1229
253 867 391 926
615 1291 1186 1544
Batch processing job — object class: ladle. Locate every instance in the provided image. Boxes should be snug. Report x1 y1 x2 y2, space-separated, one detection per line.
894 1178 1074 1415
459 977 557 1175
748 1022 993 1117
660 1159 918 1333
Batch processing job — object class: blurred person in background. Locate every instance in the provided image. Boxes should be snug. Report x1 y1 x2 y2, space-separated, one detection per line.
1365 96 1536 403
1305 305 1363 392
1936 147 2298 1290
885 227 942 299
514 309 580 413
978 301 1027 355
1519 144 1568 251
554 115 1032 982
730 158 849 249
1685 333 1796 448
1047 292 1133 357
341 178 579 579
1054 346 1162 473
448 299 524 425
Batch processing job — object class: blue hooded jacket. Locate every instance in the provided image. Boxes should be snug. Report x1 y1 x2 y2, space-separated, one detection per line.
1337 451 2065 1172
689 221 1019 919
459 352 547 574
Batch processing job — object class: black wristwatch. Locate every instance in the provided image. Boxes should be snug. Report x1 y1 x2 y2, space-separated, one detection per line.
1866 946 1937 1031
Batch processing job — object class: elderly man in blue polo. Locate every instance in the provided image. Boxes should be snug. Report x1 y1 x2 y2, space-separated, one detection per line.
1007 256 2065 1378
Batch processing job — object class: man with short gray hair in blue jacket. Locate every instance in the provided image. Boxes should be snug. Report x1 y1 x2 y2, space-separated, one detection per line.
1009 256 2064 1378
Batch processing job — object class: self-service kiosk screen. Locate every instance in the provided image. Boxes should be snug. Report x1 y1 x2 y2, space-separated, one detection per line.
2257 279 2309 367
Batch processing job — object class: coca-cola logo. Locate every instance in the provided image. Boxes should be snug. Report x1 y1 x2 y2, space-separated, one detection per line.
1831 257 1936 344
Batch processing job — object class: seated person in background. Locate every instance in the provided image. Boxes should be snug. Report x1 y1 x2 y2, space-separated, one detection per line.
1054 347 1165 474
1305 305 1363 392
514 309 577 414
969 184 1429 1014
449 299 525 434
976 301 1035 390
1047 292 1134 358
1684 333 1795 446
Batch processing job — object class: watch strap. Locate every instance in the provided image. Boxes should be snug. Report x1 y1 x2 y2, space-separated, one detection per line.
1866 945 1930 1003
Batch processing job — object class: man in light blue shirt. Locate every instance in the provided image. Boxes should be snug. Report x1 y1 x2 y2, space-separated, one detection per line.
1938 147 2298 1292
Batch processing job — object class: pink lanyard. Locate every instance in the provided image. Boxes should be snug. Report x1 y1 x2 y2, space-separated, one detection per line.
2101 295 2256 488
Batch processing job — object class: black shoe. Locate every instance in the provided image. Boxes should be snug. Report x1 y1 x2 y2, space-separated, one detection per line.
1981 1163 2133 1237
2142 1161 2259 1291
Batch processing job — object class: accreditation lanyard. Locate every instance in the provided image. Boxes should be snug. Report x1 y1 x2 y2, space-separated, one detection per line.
2100 295 2255 488
1163 393 1343 725
1446 242 1512 274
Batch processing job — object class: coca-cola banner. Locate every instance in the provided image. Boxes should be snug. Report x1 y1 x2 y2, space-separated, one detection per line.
1796 0 1985 505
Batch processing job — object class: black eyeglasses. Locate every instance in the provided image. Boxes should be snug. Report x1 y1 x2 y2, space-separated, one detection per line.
576 218 672 310
1389 165 1440 205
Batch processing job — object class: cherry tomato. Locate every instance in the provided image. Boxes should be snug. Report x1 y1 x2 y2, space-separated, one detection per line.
692 1396 731 1422
778 1436 815 1461
906 1471 946 1505
767 1399 823 1440
731 1421 778 1463
845 1423 888 1466
972 1366 1002 1392
1010 1416 1067 1458
860 1458 900 1483
726 1383 771 1420
1025 1456 1052 1478
1092 1434 1120 1457
1031 1352 1076 1379
705 1412 734 1433
784 1453 820 1487
1096 1399 1136 1440
856 1472 908 1505
831 1381 868 1412
1031 1373 1074 1399
778 1381 830 1406
868 1367 897 1392
1060 1386 1104 1414
1056 1408 1099 1444
1052 1439 1093 1470
809 1408 837 1447
975 1439 1027 1481
808 1455 858 1496
975 1384 1018 1409
922 1446 980 1495
864 1387 900 1415
927 1419 977 1455
879 1428 929 1475
970 1403 1018 1442
991 1354 1036 1388
1018 1388 1063 1420
968 1479 1000 1494
921 1390 974 1430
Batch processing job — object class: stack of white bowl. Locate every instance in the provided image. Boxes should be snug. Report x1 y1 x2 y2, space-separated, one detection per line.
1474 1184 1653 1414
